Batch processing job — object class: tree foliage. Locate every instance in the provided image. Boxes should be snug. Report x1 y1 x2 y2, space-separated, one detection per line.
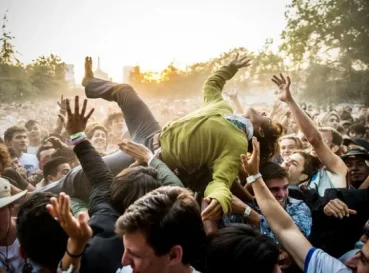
0 12 67 102
281 0 369 105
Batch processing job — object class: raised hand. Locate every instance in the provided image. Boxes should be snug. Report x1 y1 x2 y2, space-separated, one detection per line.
271 73 292 103
241 137 260 176
57 95 67 112
224 87 239 99
47 193 92 246
118 139 153 166
58 96 94 136
45 136 69 149
230 53 251 69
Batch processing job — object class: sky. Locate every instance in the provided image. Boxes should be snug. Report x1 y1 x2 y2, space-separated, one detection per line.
1 0 290 83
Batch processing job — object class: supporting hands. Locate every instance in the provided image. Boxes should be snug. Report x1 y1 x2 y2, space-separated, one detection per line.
201 197 222 221
323 199 357 219
118 140 153 167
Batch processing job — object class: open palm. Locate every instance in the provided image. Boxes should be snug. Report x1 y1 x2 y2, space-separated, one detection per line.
271 74 292 103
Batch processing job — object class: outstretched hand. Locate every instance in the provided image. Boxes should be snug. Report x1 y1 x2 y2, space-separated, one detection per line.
57 95 67 112
47 193 92 246
58 96 94 135
118 139 153 167
224 87 239 99
230 53 251 69
45 136 69 149
271 73 293 103
241 137 260 176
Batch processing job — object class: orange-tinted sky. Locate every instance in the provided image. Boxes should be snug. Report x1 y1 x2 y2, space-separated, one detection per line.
1 0 290 82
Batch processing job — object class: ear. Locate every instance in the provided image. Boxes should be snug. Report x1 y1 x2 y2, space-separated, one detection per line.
47 175 55 182
168 245 183 266
331 145 340 154
257 127 265 138
299 174 308 182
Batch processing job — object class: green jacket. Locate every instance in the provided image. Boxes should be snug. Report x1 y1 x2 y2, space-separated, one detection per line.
159 64 248 214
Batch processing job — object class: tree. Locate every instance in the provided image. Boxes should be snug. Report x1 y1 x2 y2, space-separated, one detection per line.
0 11 20 65
281 0 369 104
27 54 68 96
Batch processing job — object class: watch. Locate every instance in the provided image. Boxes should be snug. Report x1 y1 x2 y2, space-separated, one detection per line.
243 206 252 218
246 173 262 184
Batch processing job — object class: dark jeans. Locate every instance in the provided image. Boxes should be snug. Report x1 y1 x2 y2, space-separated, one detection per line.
36 78 161 202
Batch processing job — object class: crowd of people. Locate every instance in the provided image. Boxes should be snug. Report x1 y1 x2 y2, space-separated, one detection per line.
0 54 369 273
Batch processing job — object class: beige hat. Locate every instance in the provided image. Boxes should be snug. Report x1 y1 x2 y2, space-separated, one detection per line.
0 177 27 209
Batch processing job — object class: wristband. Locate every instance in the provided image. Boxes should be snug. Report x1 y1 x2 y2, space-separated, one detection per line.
70 132 86 140
66 246 85 258
246 173 262 184
70 132 87 145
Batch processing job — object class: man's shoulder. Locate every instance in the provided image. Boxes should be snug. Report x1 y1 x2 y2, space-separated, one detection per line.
305 248 350 273
287 197 310 211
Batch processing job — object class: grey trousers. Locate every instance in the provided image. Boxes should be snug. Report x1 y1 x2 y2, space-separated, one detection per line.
36 78 161 202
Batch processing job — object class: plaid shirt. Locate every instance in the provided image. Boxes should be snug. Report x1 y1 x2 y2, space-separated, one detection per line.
222 197 312 245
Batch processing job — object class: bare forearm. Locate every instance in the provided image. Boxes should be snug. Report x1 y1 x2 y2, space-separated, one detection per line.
252 178 295 232
229 97 244 115
286 99 321 144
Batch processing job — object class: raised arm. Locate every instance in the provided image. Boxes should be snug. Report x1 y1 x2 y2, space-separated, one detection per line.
62 96 115 215
242 138 312 270
272 74 347 179
203 54 250 105
224 87 244 114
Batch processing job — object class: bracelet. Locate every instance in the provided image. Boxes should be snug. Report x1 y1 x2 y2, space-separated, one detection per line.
66 247 85 258
70 132 86 140
71 136 87 146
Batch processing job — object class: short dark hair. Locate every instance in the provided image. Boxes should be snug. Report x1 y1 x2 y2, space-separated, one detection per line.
260 161 288 182
36 145 54 161
318 127 343 146
16 192 68 269
206 224 279 273
115 186 206 266
293 150 316 181
4 126 27 143
106 112 124 129
110 166 161 214
349 123 366 136
24 120 40 131
51 148 78 167
43 156 69 181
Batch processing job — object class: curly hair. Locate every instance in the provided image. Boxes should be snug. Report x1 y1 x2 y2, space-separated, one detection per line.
252 122 283 162
0 144 11 171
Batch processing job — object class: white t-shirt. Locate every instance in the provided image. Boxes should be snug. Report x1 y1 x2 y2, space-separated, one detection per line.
0 238 25 273
19 153 39 174
304 248 351 273
27 146 40 155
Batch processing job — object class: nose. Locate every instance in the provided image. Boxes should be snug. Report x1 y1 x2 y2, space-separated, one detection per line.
121 250 131 266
